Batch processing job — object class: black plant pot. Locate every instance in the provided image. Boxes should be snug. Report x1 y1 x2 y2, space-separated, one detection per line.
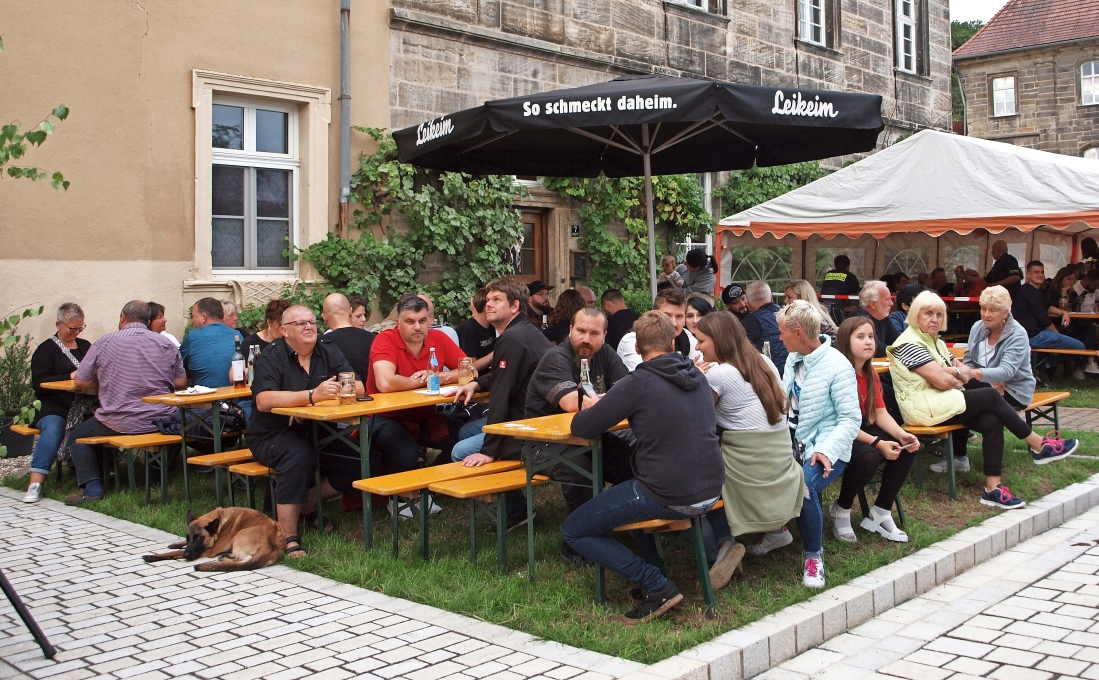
0 422 35 459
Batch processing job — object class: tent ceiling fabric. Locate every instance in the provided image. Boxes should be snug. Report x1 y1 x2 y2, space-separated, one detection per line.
393 75 884 177
718 130 1099 239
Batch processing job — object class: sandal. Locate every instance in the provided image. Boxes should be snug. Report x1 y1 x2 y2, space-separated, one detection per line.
284 535 308 559
300 512 337 533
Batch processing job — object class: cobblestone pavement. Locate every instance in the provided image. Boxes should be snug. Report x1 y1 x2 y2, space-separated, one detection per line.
0 489 642 680
760 506 1099 680
1056 408 1099 434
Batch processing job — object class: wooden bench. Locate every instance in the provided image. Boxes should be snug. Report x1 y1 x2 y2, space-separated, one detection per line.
352 460 523 560
9 424 40 437
429 470 550 573
613 500 725 616
187 449 254 508
1032 348 1097 379
104 434 183 504
73 435 134 492
227 461 275 514
903 424 966 501
1024 391 1071 430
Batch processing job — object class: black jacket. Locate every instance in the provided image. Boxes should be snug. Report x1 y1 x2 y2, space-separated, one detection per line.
475 314 552 460
849 307 899 358
31 336 92 423
572 352 722 506
606 309 640 355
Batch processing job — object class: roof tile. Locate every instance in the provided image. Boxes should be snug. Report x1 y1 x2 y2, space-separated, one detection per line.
953 0 1099 59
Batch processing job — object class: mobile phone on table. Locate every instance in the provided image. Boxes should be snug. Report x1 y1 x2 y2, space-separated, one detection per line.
356 395 374 401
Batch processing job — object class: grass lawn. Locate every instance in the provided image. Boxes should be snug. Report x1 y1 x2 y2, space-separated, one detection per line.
1040 374 1099 409
6 429 1099 664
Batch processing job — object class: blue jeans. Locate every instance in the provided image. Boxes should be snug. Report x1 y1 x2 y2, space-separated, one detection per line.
1030 328 1085 351
562 480 692 592
30 415 66 476
450 417 486 462
796 457 848 559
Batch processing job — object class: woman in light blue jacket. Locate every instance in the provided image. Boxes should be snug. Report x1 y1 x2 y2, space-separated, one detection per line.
747 300 862 589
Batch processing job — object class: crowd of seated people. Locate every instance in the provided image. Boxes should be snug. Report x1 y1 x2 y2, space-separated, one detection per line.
21 251 1089 624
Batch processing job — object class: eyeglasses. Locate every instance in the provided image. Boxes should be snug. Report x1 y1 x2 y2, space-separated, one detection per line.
284 320 318 328
62 323 86 333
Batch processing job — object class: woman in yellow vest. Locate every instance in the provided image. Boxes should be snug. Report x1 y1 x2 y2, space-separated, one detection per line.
889 292 1076 510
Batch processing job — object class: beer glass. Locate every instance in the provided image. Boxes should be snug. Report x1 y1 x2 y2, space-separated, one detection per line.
337 372 356 405
457 358 475 386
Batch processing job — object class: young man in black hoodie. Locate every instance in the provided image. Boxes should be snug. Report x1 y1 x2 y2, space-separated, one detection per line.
565 311 723 624
453 278 552 525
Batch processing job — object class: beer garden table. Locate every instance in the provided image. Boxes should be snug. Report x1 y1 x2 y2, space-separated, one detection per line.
272 388 486 549
142 386 253 504
481 412 627 604
39 380 96 395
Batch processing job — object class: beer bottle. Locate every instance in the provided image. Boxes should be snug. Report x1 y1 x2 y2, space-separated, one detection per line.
579 358 597 401
427 347 441 394
231 340 247 388
541 314 549 330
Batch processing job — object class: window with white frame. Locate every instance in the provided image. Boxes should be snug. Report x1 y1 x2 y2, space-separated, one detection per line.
896 0 916 73
670 0 726 14
1083 61 1099 105
210 99 298 271
1085 147 1099 160
798 0 825 45
991 76 1017 117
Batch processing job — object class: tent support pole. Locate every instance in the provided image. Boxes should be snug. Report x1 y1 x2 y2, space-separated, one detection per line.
642 124 657 301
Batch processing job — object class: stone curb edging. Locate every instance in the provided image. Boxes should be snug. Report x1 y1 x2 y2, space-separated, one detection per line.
0 487 644 679
617 472 1099 680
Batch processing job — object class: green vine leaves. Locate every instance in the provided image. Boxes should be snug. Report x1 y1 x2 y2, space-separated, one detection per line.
0 38 70 190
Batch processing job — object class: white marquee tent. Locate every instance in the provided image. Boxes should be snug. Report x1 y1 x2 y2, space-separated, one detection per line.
714 130 1099 290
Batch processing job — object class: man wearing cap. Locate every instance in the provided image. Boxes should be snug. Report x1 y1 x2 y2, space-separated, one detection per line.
526 280 555 327
720 284 763 344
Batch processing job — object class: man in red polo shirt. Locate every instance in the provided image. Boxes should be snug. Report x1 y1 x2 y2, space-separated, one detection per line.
366 295 467 516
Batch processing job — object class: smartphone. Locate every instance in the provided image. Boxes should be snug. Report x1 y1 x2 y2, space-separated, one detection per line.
356 395 374 402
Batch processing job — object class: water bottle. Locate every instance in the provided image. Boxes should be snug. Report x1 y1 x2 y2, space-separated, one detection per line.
427 347 440 394
762 341 772 361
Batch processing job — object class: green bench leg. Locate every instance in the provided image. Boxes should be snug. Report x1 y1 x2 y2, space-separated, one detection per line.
244 475 257 509
944 437 957 501
691 518 716 617
1054 402 1060 432
126 451 137 492
393 496 402 559
144 452 151 504
419 493 430 561
228 470 237 507
496 493 508 574
469 500 478 563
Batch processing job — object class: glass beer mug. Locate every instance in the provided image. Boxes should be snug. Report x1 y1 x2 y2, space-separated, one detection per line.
457 358 476 386
337 372 356 405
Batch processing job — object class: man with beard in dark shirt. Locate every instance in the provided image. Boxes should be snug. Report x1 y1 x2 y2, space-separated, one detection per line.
527 306 636 564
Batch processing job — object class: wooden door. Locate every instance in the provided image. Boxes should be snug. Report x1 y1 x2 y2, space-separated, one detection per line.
511 210 547 283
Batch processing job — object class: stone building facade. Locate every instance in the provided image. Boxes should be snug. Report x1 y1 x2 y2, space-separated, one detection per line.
388 0 953 294
955 40 1099 157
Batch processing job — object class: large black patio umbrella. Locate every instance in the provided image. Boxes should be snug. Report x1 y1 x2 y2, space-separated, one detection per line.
393 75 884 297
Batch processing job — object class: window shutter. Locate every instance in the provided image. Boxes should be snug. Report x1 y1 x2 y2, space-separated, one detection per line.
827 0 841 49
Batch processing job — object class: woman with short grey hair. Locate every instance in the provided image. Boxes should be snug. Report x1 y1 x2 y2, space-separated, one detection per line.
24 303 92 503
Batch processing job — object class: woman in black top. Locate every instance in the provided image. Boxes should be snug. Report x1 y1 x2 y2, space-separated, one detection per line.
240 298 290 359
542 289 585 345
24 303 91 503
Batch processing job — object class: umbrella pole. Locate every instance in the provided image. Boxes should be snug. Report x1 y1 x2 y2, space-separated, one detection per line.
642 130 658 301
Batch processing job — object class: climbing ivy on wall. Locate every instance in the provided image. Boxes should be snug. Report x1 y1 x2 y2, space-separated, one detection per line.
711 161 827 216
540 174 712 292
292 128 524 322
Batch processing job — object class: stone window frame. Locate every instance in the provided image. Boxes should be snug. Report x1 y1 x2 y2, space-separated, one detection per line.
192 70 331 282
667 0 727 16
1079 59 1099 107
891 0 930 76
989 73 1018 118
795 0 841 50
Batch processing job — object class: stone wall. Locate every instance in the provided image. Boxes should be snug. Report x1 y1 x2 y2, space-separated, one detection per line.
956 40 1099 156
388 0 952 135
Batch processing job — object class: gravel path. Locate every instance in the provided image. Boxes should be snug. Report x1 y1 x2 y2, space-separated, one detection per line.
0 455 30 481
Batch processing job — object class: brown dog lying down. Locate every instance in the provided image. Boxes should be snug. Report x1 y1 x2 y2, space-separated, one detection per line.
143 507 285 571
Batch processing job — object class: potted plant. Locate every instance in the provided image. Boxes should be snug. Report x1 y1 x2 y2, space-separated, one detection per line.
0 307 43 458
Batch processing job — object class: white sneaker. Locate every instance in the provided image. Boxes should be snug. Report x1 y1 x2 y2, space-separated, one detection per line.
929 456 970 474
22 483 42 504
803 557 825 588
1074 368 1086 381
388 495 442 520
747 526 793 556
1086 360 1099 375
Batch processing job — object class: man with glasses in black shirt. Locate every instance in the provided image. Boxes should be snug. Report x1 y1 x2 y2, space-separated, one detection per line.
249 305 364 558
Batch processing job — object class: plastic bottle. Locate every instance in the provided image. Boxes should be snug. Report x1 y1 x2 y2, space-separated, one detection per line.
427 347 440 394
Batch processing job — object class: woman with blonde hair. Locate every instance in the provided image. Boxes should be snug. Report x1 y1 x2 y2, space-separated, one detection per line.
784 279 837 343
694 311 803 588
890 291 1076 509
